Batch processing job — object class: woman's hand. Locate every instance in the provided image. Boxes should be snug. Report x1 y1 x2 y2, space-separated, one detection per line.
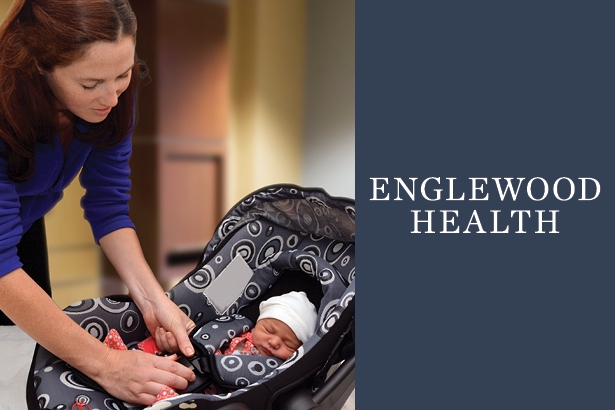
141 295 197 357
94 348 196 405
98 229 197 357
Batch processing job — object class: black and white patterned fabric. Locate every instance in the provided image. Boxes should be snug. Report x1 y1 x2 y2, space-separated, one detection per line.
27 185 355 410
189 314 286 389
192 314 255 355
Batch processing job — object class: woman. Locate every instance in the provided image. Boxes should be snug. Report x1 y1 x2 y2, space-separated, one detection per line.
0 0 196 405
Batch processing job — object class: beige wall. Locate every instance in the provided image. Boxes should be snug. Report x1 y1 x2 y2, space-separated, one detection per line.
303 0 355 199
45 182 101 309
0 0 10 19
227 0 306 206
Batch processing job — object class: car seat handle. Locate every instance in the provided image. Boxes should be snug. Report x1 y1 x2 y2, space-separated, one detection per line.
277 388 326 410
215 404 252 410
313 298 355 388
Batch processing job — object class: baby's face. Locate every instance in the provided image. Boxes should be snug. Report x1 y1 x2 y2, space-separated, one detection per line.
252 318 301 360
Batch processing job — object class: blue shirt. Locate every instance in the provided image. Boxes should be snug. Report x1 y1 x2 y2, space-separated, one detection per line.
0 120 134 277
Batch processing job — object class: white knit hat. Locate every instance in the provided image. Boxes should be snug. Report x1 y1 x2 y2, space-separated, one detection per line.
258 291 318 343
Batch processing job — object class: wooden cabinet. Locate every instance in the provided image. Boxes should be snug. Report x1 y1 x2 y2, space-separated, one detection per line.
103 0 229 289
157 141 224 282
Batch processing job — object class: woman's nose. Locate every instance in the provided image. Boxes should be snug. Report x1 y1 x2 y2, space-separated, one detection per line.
99 84 120 107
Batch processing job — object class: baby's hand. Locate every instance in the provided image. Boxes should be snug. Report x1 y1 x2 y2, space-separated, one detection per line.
141 295 196 358
154 326 184 354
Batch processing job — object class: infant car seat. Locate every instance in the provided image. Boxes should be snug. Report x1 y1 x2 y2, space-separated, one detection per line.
27 185 355 410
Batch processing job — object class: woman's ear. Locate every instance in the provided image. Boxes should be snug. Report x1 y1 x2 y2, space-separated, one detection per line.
35 62 46 76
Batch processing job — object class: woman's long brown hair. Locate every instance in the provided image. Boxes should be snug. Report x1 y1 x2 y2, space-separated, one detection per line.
0 0 144 182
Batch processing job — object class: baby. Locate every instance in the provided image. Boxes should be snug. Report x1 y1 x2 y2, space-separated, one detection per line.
216 291 318 360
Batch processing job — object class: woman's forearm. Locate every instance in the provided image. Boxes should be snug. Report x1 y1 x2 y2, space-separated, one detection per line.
0 269 111 377
98 227 166 314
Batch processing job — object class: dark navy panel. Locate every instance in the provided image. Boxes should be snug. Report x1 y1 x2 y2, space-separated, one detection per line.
357 1 615 409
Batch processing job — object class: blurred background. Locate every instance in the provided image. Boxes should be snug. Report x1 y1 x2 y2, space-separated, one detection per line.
0 0 354 307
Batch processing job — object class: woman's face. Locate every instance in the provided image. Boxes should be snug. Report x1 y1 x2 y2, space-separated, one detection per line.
44 35 135 124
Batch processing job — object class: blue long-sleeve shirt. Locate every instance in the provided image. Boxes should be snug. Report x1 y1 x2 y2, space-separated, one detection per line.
0 119 135 277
